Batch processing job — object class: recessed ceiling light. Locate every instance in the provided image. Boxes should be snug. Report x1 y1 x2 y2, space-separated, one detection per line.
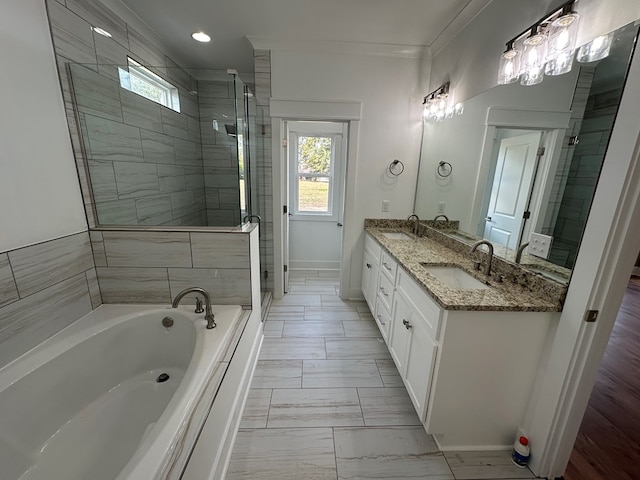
192 32 211 43
92 27 112 38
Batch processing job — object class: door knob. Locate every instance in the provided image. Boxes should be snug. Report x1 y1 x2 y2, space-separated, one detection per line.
485 216 492 222
337 222 343 227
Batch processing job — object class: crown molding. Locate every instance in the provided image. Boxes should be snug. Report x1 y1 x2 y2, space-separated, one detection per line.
430 0 493 58
247 36 429 59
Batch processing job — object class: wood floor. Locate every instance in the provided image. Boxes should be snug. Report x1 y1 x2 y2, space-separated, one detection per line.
564 276 640 480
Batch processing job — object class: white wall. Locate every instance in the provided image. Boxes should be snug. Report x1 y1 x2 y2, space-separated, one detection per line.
0 0 86 252
270 50 423 295
428 0 640 105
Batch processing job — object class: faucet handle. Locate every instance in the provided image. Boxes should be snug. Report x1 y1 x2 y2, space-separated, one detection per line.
473 261 482 271
195 297 204 314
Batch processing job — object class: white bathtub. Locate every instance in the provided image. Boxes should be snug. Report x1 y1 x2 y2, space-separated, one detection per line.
0 303 246 480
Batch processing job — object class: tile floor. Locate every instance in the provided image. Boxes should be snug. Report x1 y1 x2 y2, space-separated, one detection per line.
227 269 536 480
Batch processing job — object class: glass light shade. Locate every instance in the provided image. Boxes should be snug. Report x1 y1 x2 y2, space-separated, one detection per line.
521 32 548 72
577 33 613 63
521 65 545 86
545 49 574 75
546 13 580 61
498 48 521 84
453 103 464 116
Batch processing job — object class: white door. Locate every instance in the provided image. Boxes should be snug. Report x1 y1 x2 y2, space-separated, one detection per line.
484 132 542 249
287 122 347 272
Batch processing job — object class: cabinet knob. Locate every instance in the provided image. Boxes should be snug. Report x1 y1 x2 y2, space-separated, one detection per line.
402 319 412 329
380 287 388 296
366 263 372 268
383 262 392 270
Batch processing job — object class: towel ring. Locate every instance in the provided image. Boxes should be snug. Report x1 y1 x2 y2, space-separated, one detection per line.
389 159 404 176
437 161 452 178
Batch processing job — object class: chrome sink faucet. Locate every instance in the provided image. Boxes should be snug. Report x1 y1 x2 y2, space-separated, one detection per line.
407 214 420 236
172 287 216 329
470 240 494 276
515 242 529 264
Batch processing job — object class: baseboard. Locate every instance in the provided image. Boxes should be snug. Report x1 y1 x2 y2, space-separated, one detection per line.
432 434 511 452
290 260 340 270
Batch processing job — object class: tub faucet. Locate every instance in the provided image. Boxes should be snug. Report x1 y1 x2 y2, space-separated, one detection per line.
433 214 449 222
515 242 529 264
172 287 216 329
407 214 420 236
470 240 494 276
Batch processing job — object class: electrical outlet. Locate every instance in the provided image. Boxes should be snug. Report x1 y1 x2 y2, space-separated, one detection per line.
529 232 553 259
381 200 390 212
438 201 446 213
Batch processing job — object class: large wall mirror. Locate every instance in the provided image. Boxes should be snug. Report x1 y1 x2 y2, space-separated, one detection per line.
415 21 639 284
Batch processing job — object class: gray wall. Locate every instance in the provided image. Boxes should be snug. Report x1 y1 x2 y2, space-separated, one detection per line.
0 233 99 368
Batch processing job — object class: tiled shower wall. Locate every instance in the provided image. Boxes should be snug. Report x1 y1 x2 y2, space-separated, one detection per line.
0 233 99 368
550 85 625 268
45 0 207 228
253 49 274 291
70 63 207 226
91 230 253 305
198 80 242 226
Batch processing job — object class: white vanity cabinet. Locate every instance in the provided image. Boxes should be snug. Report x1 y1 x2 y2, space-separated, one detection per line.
361 232 557 450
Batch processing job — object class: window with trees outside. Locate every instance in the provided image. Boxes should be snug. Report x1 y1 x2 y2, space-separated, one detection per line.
118 57 180 112
295 136 334 215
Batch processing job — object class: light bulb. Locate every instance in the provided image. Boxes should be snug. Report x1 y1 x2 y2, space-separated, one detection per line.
498 48 521 85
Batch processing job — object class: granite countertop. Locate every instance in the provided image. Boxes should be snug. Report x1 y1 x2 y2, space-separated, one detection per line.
365 226 562 312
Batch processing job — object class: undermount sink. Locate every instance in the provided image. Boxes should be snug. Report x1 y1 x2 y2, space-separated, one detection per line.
421 264 490 290
381 232 413 240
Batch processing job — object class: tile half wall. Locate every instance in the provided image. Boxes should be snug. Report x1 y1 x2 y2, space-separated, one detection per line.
0 232 98 368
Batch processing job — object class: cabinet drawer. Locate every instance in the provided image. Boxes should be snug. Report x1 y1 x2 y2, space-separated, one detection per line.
379 251 398 281
377 272 394 313
374 295 391 341
397 268 442 340
364 233 382 260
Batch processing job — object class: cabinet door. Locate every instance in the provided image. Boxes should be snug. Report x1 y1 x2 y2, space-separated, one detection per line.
389 293 411 377
361 249 378 312
404 311 438 422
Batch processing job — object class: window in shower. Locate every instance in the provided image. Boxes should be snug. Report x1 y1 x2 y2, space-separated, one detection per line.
118 57 180 112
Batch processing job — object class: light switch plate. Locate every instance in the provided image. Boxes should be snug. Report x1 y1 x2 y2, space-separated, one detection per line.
381 200 390 212
529 232 553 259
438 201 446 213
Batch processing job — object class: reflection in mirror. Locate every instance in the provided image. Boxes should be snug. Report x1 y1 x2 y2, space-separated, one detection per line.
415 22 639 281
69 62 259 227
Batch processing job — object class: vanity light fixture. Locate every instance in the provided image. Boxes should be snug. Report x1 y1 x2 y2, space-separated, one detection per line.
576 33 613 63
422 82 463 122
92 26 112 38
497 0 591 87
192 31 211 43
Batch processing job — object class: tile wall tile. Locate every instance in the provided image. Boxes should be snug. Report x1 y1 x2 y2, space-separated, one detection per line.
112 162 159 198
85 268 102 308
102 231 191 267
135 195 174 225
170 191 194 218
69 64 123 122
158 165 185 192
0 274 92 368
65 0 129 50
161 108 189 140
127 26 166 70
9 233 94 297
95 199 138 224
47 1 96 65
191 233 250 269
120 89 163 132
87 160 118 202
168 268 251 305
96 266 171 303
89 231 107 266
0 254 19 308
86 116 143 162
140 129 176 164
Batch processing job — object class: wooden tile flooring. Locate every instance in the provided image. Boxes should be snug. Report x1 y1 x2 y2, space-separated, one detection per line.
564 276 640 480
227 269 535 479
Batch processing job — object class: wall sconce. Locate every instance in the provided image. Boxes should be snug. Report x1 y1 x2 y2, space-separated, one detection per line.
422 82 463 122
497 0 601 87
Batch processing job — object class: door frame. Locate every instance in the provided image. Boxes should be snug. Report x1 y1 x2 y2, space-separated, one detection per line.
271 100 362 299
526 45 640 477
